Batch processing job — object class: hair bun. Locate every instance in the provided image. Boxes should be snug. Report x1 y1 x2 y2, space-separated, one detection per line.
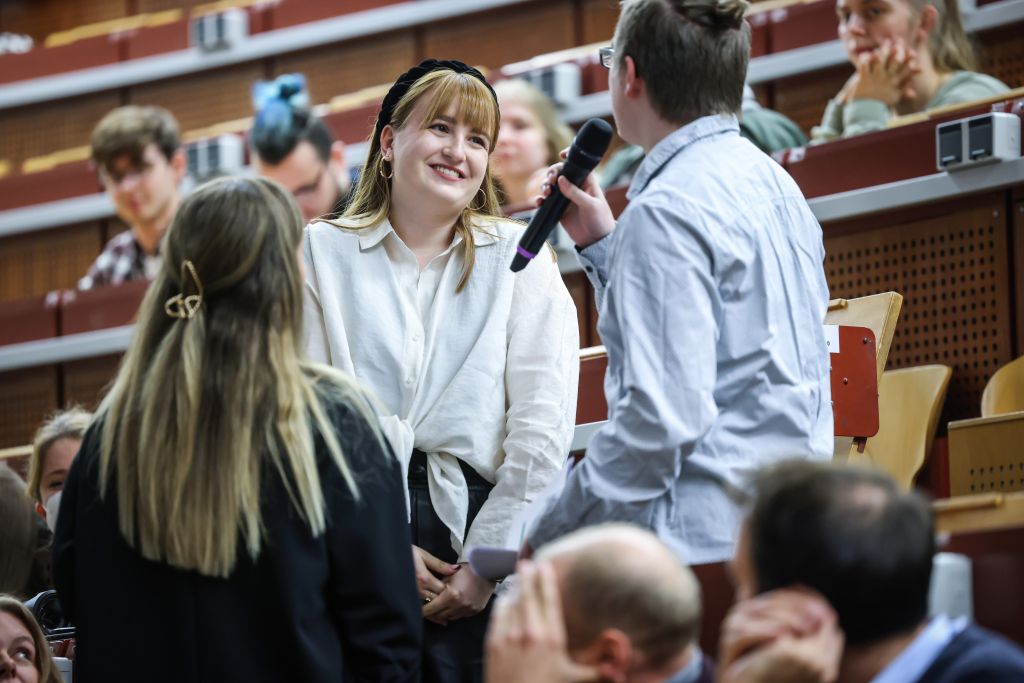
676 0 750 30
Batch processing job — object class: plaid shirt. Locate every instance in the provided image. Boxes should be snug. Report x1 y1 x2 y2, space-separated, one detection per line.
78 230 160 291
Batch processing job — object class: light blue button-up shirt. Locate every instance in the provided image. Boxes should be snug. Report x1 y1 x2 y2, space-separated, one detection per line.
530 114 834 564
872 615 967 683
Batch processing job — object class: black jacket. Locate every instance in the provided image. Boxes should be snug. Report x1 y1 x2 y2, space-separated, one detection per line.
917 624 1024 683
53 393 421 682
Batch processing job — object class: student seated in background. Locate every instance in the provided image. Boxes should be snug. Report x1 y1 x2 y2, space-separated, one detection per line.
26 408 91 531
811 0 1008 142
250 73 356 223
53 176 422 682
491 79 575 207
720 460 1024 683
79 105 185 291
0 468 51 600
485 524 712 683
0 595 62 683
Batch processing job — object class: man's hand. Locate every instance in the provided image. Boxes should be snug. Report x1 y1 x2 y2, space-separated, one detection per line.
485 560 600 683
718 588 843 683
535 152 616 249
846 38 920 107
412 545 458 604
423 562 496 625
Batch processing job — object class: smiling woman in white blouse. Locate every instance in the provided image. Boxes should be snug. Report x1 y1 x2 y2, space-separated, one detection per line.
302 59 579 683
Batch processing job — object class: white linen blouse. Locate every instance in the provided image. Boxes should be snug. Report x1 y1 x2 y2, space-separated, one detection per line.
303 215 579 559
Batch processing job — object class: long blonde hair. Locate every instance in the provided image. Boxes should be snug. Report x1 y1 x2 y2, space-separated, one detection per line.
910 0 976 72
98 176 369 578
332 68 503 292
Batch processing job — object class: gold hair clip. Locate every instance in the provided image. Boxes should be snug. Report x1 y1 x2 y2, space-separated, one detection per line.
164 260 204 320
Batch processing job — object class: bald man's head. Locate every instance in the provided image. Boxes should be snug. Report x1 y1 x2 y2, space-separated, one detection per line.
536 524 701 671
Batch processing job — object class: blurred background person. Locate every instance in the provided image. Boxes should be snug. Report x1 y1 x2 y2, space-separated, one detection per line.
304 59 578 683
79 105 185 291
26 408 91 530
0 595 63 683
722 460 1024 682
812 0 1008 141
0 468 50 600
491 78 574 207
250 73 356 222
486 524 710 683
53 176 422 682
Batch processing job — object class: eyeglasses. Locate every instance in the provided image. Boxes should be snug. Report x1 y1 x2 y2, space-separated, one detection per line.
598 46 614 69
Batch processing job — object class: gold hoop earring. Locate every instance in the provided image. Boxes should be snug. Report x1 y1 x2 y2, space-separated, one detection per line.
379 160 393 180
469 187 486 211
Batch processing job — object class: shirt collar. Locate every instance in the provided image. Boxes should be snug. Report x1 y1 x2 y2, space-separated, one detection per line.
871 615 968 683
357 216 503 250
627 114 740 201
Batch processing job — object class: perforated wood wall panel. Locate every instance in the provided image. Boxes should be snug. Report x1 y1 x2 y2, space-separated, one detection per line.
580 0 619 44
0 92 120 169
824 197 1013 425
773 65 852 136
0 222 105 303
978 23 1024 89
422 2 576 70
128 63 265 136
0 367 59 449
62 355 122 410
272 31 417 106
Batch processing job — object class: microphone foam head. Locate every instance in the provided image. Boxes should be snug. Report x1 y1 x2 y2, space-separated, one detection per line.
567 118 614 170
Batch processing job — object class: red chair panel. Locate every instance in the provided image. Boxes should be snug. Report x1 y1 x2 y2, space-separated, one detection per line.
0 161 101 211
0 34 123 85
769 0 837 53
0 295 59 346
59 279 149 335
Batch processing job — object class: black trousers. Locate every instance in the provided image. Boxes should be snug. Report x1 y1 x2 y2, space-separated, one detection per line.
408 450 494 683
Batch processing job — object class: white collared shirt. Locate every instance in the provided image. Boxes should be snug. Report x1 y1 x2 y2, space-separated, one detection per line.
303 215 579 559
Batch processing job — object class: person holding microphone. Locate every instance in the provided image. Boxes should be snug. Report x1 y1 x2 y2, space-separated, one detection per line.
527 0 834 565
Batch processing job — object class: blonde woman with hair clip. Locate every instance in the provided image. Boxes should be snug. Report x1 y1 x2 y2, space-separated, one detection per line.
51 176 422 683
812 0 1008 141
303 59 579 683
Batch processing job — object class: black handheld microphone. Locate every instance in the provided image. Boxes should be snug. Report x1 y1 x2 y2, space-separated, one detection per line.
510 118 613 272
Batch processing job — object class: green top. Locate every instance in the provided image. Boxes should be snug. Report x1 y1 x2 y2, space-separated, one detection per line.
811 71 1010 143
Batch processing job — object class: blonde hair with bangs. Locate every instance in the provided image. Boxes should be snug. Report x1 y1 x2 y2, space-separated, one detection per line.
331 68 503 293
97 176 376 578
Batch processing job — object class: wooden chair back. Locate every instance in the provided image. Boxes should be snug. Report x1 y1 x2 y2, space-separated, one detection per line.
825 292 903 383
852 365 951 488
981 355 1024 418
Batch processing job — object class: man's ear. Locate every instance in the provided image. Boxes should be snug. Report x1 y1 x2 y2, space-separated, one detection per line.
328 140 347 171
170 148 187 183
623 55 644 99
576 628 634 683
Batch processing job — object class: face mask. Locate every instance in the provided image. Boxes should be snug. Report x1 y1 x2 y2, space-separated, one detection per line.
44 491 63 533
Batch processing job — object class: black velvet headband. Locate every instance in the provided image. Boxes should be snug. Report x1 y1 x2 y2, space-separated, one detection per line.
373 59 497 146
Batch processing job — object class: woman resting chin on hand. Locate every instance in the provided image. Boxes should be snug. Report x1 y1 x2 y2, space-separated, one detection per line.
811 0 1008 142
303 59 579 683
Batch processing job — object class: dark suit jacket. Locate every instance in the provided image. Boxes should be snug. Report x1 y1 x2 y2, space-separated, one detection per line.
53 390 421 682
917 624 1024 683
